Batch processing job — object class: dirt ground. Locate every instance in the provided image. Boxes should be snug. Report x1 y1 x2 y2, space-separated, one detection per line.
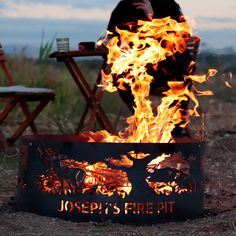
0 98 235 236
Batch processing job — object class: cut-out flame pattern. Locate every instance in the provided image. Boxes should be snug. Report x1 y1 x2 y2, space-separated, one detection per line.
37 149 194 197
147 153 190 176
146 153 192 195
60 160 132 198
146 179 192 195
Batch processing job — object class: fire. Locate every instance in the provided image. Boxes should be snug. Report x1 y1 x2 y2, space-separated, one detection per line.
106 154 133 168
36 18 220 201
225 72 233 88
102 17 193 143
36 148 196 197
37 171 62 194
79 17 216 143
60 160 132 198
146 179 191 195
127 151 150 159
146 153 192 195
147 153 190 176
105 151 150 167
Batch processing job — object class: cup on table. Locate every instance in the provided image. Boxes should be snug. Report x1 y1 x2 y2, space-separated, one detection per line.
78 42 95 51
56 38 70 52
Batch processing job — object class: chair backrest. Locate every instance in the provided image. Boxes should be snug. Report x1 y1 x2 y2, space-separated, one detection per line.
185 36 201 60
0 44 15 86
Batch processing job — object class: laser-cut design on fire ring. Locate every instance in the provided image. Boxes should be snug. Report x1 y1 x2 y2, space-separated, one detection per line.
36 147 197 197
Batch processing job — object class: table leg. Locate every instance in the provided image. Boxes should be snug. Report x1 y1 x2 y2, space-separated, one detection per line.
64 58 115 134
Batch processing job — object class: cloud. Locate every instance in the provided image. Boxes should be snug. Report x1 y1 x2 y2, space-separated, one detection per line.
199 28 236 50
1 0 236 51
196 16 236 30
1 0 236 31
0 1 114 21
4 0 119 9
69 0 119 9
178 0 236 31
0 17 108 49
199 17 236 24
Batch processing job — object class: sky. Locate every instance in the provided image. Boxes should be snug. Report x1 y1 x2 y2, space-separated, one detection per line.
1 0 236 56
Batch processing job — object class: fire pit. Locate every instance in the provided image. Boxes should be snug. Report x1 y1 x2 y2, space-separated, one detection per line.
16 135 205 223
16 17 215 223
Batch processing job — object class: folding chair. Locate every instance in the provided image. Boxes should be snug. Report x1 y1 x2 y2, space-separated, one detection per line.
0 44 55 149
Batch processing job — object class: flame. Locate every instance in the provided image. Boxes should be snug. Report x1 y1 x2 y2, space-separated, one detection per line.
79 17 216 143
37 171 62 194
146 153 190 176
146 179 191 195
225 81 232 88
225 72 233 88
105 151 150 168
106 155 133 168
102 18 192 143
127 151 150 159
146 153 192 195
60 160 132 198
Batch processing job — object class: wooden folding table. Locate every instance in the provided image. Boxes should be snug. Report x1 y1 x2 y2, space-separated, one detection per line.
49 48 116 134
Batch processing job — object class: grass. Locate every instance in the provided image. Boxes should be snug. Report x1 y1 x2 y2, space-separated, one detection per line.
0 46 235 137
0 48 129 136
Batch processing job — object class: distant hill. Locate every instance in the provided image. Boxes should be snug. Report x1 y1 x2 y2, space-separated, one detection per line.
3 44 39 58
